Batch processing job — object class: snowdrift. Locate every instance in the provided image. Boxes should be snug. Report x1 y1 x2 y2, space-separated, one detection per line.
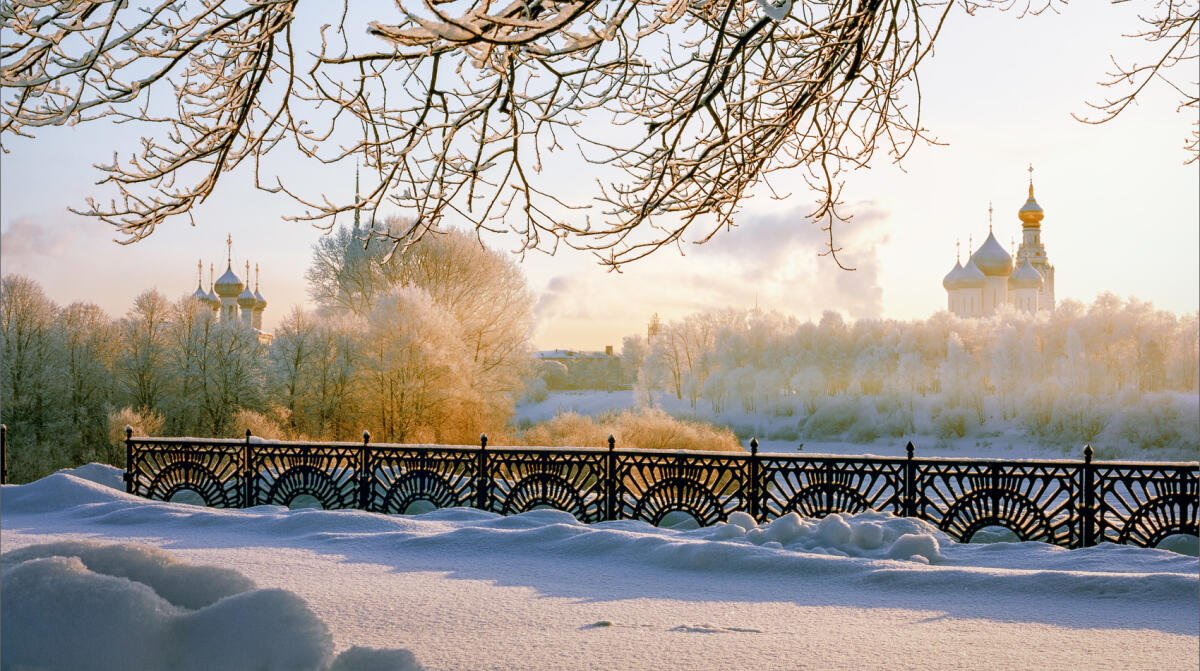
0 540 421 671
3 465 1198 671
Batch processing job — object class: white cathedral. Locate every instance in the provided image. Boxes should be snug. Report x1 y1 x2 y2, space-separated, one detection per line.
943 173 1055 317
188 235 273 343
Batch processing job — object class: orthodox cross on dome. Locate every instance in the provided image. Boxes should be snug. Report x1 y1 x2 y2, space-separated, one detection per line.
1028 163 1036 197
244 260 250 279
226 234 233 267
988 201 994 233
196 259 203 285
955 239 960 262
255 263 261 291
209 263 215 290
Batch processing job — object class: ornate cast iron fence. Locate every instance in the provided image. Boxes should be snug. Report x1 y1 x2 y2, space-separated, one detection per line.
123 429 1199 549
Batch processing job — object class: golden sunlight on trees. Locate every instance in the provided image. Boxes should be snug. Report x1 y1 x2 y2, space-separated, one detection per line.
1 1 1194 264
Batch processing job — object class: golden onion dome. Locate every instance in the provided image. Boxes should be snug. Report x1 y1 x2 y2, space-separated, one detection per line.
1019 181 1044 226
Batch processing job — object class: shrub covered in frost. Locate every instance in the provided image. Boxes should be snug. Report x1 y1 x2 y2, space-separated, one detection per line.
521 408 742 452
804 397 861 438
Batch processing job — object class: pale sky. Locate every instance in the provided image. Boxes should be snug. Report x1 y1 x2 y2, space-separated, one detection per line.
2 3 1197 350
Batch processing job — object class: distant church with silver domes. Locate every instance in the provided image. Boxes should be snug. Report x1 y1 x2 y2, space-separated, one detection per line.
943 168 1055 317
189 235 273 343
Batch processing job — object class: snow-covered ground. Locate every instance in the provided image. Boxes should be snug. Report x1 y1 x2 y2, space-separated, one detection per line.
516 390 1200 460
2 464 1197 670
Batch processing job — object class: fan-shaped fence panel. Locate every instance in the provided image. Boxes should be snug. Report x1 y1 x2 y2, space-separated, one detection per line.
614 452 746 526
250 444 359 509
369 447 477 514
130 439 242 508
939 488 1053 542
632 477 725 527
760 457 904 521
488 449 606 522
502 473 587 517
147 461 236 508
262 465 354 509
913 461 1078 545
378 469 456 514
1094 464 1199 548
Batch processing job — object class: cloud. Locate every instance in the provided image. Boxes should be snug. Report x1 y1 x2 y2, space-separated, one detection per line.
0 214 109 260
530 204 892 348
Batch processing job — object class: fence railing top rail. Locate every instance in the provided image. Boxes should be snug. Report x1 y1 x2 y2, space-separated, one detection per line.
123 435 1200 470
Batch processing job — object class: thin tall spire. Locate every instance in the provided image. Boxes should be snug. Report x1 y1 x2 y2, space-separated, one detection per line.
353 163 361 230
196 260 203 287
955 239 960 263
255 263 261 291
209 263 215 291
1027 163 1035 198
226 234 233 268
987 201 994 233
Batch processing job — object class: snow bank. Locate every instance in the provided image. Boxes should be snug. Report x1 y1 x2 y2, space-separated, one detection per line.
55 462 126 490
3 467 1196 671
0 541 421 671
3 469 1197 612
716 510 945 563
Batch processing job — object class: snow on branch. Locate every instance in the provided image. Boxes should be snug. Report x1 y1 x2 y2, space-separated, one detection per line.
1 1 1193 264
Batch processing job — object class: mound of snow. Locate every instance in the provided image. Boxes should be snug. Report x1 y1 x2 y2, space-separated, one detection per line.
1 541 421 671
55 463 126 490
728 511 947 563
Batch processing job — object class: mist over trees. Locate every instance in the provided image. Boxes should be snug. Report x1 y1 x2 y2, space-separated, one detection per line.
4 248 1198 481
628 297 1199 456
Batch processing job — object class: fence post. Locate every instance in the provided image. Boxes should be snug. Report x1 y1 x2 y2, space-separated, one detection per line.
243 429 253 508
1 423 8 485
903 441 916 518
606 434 617 521
475 433 489 511
1080 444 1096 547
748 438 761 522
359 430 372 511
123 426 134 495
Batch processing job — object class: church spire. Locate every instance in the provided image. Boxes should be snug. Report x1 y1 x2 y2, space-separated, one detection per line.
196 260 203 289
1019 165 1045 226
353 163 361 231
225 233 233 269
988 201 994 233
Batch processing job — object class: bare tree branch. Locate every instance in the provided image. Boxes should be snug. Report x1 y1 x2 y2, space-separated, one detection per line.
2 0 1194 266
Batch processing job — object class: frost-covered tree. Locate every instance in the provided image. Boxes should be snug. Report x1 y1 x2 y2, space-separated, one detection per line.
269 307 320 437
59 302 120 465
0 275 63 479
361 288 473 443
117 290 172 413
3 1 1192 265
308 222 534 428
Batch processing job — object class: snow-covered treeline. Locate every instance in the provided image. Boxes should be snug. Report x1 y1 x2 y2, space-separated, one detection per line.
626 298 1199 457
0 225 536 482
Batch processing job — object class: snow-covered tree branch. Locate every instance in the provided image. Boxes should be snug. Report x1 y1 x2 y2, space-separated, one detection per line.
2 1 1195 264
